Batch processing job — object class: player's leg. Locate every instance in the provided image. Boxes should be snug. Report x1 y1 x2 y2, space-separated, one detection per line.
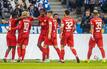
97 38 106 62
21 44 26 62
69 46 80 63
37 34 44 52
11 46 16 62
4 46 12 62
17 44 22 62
42 44 49 62
87 38 95 62
60 37 66 63
68 35 80 63
54 45 61 61
60 45 65 63
17 37 23 62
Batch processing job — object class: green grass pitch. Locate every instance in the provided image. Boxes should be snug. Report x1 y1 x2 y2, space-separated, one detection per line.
0 60 107 69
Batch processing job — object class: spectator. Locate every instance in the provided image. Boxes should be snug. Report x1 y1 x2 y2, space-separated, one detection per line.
90 0 96 13
33 7 40 17
53 13 61 26
81 10 91 33
43 0 51 11
14 4 23 17
29 0 37 4
84 0 90 11
28 4 35 16
38 3 44 11
76 0 83 14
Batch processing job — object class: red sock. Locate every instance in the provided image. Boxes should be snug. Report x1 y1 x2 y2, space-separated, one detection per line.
17 47 22 58
22 49 26 61
61 49 65 60
4 49 10 59
99 48 105 58
55 48 61 60
12 48 16 60
42 47 48 61
70 48 78 57
42 47 45 61
87 47 93 60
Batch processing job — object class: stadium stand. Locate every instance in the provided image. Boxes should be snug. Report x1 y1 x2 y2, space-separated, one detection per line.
0 0 107 33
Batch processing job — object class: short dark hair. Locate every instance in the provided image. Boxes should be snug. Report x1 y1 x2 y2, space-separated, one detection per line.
53 13 58 17
47 11 53 14
64 10 70 15
40 8 46 12
11 12 17 18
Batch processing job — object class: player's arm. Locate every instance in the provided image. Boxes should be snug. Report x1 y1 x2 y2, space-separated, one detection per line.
60 20 64 39
73 19 76 32
90 23 94 40
48 21 52 39
11 21 23 30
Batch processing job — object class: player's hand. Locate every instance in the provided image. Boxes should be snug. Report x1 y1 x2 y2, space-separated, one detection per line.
91 34 95 40
59 33 62 39
8 27 11 31
41 22 44 26
48 34 51 39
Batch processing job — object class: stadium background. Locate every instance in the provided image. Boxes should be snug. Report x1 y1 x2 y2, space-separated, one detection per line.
0 0 107 60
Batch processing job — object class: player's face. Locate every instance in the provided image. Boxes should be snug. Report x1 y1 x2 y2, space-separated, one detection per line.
40 10 45 16
54 15 58 19
86 11 90 16
47 13 52 17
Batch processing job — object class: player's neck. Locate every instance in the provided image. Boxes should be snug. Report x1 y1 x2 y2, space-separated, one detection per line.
65 15 70 18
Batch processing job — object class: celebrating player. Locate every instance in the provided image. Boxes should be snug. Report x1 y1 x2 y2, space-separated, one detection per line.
87 10 106 62
42 11 61 62
37 9 50 61
60 10 80 63
15 11 34 62
4 12 18 62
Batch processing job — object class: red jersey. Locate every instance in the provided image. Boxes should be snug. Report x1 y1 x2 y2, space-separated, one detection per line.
90 17 103 34
38 16 48 33
17 17 33 36
62 17 75 34
48 18 57 37
52 18 58 37
7 18 17 35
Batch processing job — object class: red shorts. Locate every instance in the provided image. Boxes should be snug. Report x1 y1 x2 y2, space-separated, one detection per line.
89 37 103 48
17 34 29 46
6 34 16 46
37 33 46 45
44 36 57 46
61 33 74 47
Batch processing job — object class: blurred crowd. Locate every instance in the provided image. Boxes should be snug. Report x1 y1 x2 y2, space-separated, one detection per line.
61 0 107 13
0 0 51 19
0 0 107 34
61 0 107 33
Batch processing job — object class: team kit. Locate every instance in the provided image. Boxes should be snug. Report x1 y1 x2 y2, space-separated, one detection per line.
3 9 106 63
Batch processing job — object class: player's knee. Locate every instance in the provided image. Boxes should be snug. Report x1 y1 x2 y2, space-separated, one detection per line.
22 45 26 49
54 46 58 48
70 47 75 50
99 47 103 50
61 45 64 50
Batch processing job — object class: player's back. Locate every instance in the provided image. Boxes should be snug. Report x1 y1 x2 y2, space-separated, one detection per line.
8 18 17 35
62 17 75 33
18 17 33 35
90 17 103 34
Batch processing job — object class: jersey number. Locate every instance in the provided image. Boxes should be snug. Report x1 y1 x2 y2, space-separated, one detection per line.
24 22 29 32
65 22 73 30
96 21 102 32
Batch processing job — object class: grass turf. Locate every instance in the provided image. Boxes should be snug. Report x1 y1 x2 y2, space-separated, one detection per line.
0 60 107 69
